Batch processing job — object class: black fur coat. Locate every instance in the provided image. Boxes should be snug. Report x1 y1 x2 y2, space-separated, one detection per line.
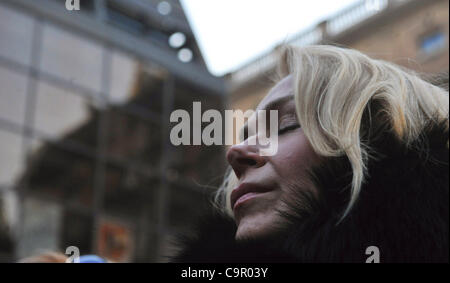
172 120 449 263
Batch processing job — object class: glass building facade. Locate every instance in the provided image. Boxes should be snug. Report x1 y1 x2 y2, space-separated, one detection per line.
0 0 226 262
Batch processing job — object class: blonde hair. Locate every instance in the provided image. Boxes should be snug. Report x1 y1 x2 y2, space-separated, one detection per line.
216 45 449 221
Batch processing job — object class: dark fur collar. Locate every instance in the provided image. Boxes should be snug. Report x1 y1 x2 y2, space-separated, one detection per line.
171 121 449 263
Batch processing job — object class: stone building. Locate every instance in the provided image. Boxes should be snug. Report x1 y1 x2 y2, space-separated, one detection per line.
228 0 449 114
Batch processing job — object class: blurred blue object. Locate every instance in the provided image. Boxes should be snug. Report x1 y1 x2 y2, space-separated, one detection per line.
78 255 106 263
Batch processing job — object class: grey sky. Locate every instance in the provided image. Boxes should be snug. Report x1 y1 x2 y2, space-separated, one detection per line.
181 0 360 76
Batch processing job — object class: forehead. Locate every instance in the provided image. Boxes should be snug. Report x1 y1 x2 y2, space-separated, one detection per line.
256 75 293 111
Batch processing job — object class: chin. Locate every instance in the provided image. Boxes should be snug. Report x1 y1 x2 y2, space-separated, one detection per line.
235 226 266 241
234 224 257 241
234 214 283 241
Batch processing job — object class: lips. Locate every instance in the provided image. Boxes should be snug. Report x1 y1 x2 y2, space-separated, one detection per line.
230 183 273 210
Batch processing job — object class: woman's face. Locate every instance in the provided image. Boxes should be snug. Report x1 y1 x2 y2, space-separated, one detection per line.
226 75 321 240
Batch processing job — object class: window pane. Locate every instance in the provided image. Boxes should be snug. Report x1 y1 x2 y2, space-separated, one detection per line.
169 82 226 187
60 210 93 255
0 4 34 66
16 198 62 259
0 131 24 187
109 55 166 126
0 189 15 262
123 66 165 115
105 110 161 167
420 31 446 55
109 51 138 104
103 164 158 217
0 66 28 126
34 80 97 148
26 140 95 208
40 23 103 95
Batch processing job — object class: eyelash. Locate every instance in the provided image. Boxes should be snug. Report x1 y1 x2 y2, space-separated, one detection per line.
241 120 299 140
278 124 300 135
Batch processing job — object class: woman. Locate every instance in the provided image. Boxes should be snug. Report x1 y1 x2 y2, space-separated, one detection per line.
172 45 449 263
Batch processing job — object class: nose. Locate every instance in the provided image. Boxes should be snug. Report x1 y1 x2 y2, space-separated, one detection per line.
226 142 266 179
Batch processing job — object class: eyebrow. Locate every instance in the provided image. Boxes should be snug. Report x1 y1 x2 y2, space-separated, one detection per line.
239 95 294 141
260 94 294 112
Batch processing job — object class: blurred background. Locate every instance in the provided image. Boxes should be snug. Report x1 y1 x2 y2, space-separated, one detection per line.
0 0 448 262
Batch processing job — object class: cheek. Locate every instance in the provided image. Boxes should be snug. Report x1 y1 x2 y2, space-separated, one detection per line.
271 131 318 179
270 129 318 191
268 131 321 207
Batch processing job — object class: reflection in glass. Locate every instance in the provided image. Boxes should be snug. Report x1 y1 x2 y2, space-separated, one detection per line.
16 198 62 259
170 82 226 188
0 66 28 126
177 48 193 63
157 1 172 16
34 81 96 147
169 32 186 48
105 110 161 167
0 4 34 67
109 50 138 105
125 66 165 115
168 184 206 229
103 163 158 217
61 210 93 255
40 23 103 94
0 131 24 187
23 140 95 208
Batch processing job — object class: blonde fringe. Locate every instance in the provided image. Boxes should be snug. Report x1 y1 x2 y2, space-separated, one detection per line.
216 45 449 221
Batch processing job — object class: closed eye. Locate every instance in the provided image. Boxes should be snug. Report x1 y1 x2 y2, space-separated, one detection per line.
278 124 299 134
